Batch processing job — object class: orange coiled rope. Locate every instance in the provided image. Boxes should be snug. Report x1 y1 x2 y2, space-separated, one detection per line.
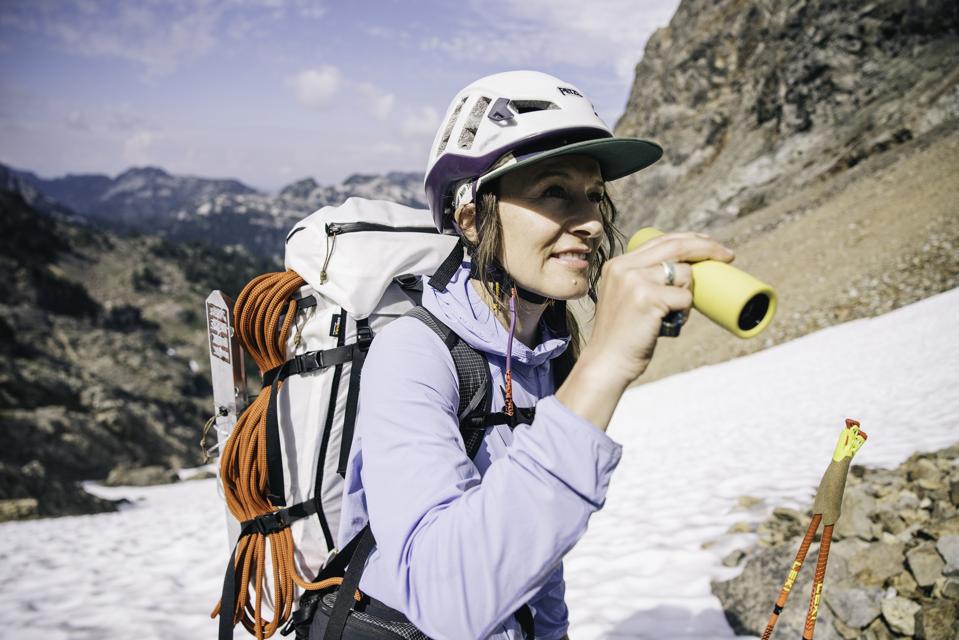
211 270 342 639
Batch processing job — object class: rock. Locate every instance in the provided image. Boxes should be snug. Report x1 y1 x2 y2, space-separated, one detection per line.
835 486 880 540
727 521 755 534
863 617 896 640
711 545 840 638
910 458 943 484
876 507 908 535
941 578 959 600
734 495 764 510
920 477 946 491
880 596 921 635
899 491 922 510
832 616 861 639
824 580 882 629
938 535 959 576
758 508 810 546
773 506 808 524
907 542 947 587
915 599 959 640
890 569 921 599
105 465 179 487
722 549 746 567
899 509 930 525
0 498 39 521
847 542 906 586
950 480 959 506
928 516 959 540
0 462 120 519
183 469 217 481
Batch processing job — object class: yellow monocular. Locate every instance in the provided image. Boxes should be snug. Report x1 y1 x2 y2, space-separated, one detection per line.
628 227 778 339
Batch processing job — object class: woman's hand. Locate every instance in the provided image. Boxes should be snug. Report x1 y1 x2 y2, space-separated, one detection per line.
556 232 734 431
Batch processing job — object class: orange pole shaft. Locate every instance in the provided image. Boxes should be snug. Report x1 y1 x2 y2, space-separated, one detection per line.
760 513 822 640
802 524 833 639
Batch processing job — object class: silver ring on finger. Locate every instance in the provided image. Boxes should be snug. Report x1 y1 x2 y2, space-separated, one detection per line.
660 261 676 286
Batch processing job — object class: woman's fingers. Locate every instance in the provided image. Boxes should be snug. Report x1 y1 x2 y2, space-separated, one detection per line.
628 232 734 267
645 261 693 289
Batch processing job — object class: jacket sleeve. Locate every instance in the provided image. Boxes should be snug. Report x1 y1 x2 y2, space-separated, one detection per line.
528 563 569 640
356 316 622 640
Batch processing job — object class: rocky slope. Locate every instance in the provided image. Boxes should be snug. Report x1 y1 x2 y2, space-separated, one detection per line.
712 444 959 639
566 0 959 383
614 0 959 233
0 189 278 520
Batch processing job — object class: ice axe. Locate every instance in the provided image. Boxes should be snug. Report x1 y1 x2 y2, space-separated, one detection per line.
761 419 868 639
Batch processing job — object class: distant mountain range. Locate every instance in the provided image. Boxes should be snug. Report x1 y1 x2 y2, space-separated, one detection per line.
2 164 428 259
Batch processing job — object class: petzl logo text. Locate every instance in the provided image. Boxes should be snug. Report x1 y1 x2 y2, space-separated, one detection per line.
557 87 583 97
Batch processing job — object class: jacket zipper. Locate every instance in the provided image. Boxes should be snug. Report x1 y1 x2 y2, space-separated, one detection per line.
319 221 439 283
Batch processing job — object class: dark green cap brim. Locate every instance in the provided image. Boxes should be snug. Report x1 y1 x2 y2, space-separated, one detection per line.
479 137 663 186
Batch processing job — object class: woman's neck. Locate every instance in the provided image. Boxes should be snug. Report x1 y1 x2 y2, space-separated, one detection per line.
470 278 546 347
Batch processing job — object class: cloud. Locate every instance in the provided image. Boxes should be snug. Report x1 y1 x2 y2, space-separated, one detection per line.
422 0 679 83
400 106 441 137
288 66 342 108
123 129 160 164
65 110 91 131
355 82 395 120
0 1 327 78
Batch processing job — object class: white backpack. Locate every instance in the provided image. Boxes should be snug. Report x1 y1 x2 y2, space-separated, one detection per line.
207 197 457 639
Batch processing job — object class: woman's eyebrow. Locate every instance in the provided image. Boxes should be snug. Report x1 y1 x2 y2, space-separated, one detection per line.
529 169 605 190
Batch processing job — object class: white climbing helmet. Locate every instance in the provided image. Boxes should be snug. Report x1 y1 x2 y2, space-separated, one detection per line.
424 70 663 233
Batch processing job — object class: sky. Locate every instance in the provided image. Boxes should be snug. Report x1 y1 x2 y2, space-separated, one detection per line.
0 0 680 192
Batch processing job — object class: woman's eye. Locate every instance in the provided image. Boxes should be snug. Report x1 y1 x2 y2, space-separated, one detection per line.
542 185 569 199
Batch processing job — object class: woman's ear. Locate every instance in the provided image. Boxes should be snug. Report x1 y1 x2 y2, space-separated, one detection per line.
453 203 480 246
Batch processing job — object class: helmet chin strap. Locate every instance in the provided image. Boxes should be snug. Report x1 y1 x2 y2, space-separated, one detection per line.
468 260 550 304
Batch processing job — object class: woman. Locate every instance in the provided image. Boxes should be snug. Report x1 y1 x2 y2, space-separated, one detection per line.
327 71 735 639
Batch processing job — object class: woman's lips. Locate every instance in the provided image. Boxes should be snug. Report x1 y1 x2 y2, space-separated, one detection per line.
550 254 589 269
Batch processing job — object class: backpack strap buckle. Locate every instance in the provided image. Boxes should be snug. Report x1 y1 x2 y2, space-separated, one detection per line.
355 318 374 351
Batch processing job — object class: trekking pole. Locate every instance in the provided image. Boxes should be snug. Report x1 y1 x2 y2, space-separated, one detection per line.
760 418 867 640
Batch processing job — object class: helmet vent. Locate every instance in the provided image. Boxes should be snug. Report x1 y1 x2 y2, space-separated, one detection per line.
511 100 558 113
458 96 491 150
436 97 467 155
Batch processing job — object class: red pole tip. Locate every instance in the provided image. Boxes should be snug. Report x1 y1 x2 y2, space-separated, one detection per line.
859 430 868 441
845 418 860 428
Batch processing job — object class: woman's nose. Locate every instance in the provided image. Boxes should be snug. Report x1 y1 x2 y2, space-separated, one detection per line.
568 201 604 240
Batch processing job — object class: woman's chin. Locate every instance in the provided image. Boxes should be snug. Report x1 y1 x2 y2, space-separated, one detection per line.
533 279 590 302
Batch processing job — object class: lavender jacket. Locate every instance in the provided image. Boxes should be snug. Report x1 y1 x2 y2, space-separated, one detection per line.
337 262 623 640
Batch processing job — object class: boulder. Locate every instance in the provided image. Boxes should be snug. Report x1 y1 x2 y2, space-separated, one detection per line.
0 498 38 521
907 542 947 588
105 464 179 487
880 596 921 636
847 541 906 586
914 599 959 640
824 580 882 629
835 486 880 540
938 536 959 577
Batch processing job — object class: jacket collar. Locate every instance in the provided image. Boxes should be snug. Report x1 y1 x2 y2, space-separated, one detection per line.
421 262 571 366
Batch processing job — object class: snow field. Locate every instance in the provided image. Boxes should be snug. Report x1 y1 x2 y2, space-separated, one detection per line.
2 287 957 639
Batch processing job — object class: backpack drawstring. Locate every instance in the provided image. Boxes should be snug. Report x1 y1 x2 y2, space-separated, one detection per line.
504 285 517 417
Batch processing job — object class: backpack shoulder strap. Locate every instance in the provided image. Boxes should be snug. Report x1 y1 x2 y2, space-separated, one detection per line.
404 305 492 460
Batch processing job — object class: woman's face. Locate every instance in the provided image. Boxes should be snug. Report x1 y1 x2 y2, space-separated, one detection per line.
486 154 606 301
